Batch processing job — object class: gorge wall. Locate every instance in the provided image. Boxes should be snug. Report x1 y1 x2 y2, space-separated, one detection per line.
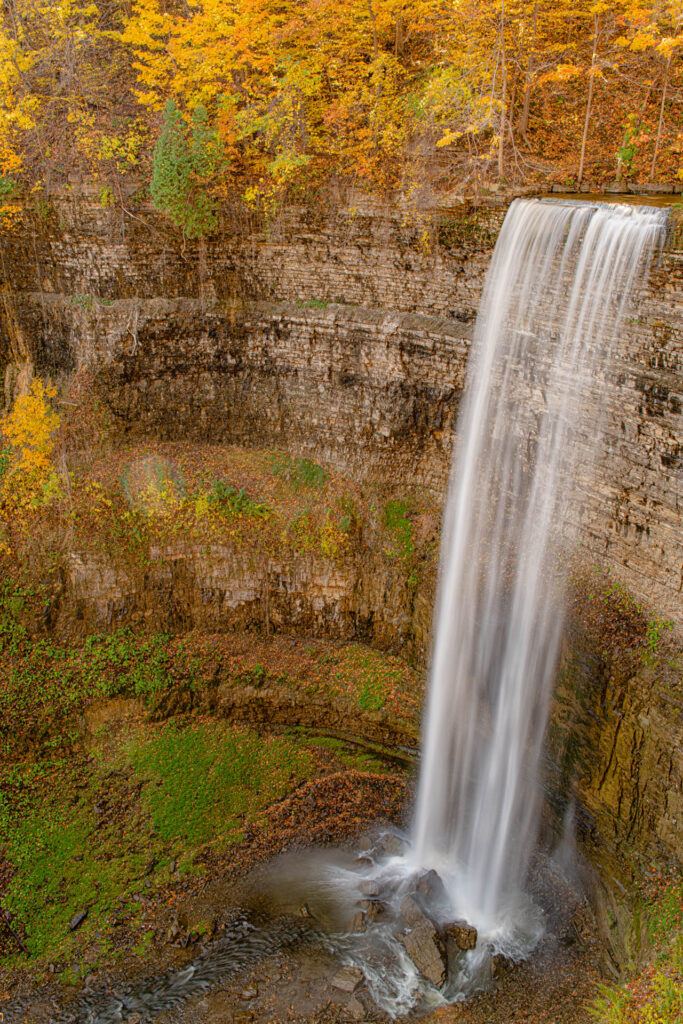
1 187 682 903
1 189 681 628
0 190 496 494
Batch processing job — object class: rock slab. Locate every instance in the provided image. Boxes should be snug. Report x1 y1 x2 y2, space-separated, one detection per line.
401 922 447 988
399 894 447 988
331 966 363 993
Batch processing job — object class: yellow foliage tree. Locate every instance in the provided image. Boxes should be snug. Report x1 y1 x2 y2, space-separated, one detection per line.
0 378 62 513
1 0 682 205
121 0 451 202
0 0 140 198
616 0 683 178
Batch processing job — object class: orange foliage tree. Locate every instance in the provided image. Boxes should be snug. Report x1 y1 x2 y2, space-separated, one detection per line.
0 0 681 218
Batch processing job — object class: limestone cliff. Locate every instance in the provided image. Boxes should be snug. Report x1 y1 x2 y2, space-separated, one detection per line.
0 189 681 911
1 191 680 626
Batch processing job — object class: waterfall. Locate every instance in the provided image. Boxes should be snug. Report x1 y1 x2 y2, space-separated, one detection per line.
411 198 667 936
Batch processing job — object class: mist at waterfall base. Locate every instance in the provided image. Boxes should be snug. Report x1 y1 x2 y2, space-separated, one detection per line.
255 199 669 1017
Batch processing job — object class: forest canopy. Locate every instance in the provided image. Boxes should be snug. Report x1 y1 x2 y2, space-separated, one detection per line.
0 0 681 225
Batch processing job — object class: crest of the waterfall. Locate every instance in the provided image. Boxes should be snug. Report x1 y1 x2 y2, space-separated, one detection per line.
411 198 668 938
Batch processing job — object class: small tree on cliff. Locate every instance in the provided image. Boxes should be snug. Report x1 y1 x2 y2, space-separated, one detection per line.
151 100 220 238
0 377 62 516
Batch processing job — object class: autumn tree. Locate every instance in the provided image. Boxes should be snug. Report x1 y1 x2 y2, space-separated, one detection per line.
0 378 62 514
122 0 452 201
617 0 683 180
0 0 681 209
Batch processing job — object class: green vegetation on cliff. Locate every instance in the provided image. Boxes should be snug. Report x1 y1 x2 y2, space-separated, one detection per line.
150 101 220 238
593 879 683 1024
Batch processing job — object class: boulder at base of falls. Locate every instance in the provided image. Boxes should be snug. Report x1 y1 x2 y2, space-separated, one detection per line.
331 966 363 993
416 869 449 908
399 895 447 988
400 894 427 929
359 879 380 898
349 910 366 933
360 898 385 922
490 952 513 978
401 922 447 988
444 919 478 951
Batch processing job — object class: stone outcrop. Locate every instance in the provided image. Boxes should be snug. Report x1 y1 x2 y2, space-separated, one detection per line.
331 967 363 993
551 646 683 876
445 920 478 952
396 877 479 988
59 536 433 661
95 300 469 494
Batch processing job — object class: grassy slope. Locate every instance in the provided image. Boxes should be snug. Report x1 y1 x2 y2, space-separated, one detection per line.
0 713 405 989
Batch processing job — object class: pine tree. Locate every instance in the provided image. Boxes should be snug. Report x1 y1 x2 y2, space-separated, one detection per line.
150 100 218 238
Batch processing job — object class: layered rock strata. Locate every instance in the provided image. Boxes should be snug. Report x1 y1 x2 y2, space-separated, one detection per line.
0 190 681 908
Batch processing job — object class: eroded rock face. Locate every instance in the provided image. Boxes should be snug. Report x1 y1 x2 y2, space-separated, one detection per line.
551 647 683 876
59 540 434 663
1 194 680 632
96 302 470 496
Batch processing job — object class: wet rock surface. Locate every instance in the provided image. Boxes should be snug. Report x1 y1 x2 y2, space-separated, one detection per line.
490 952 513 979
394 872 477 990
400 919 447 989
399 893 428 931
331 966 363 993
415 869 449 908
445 920 478 952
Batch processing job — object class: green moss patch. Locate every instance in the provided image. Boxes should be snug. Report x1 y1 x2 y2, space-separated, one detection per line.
130 722 314 848
0 722 316 965
382 499 415 562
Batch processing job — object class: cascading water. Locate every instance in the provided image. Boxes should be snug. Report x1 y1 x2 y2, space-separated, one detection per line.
411 197 668 941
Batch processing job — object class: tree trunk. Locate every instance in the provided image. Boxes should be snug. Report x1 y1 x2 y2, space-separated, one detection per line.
498 5 507 179
650 54 671 181
578 14 598 187
395 15 403 58
367 0 379 62
367 0 381 99
518 2 538 137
